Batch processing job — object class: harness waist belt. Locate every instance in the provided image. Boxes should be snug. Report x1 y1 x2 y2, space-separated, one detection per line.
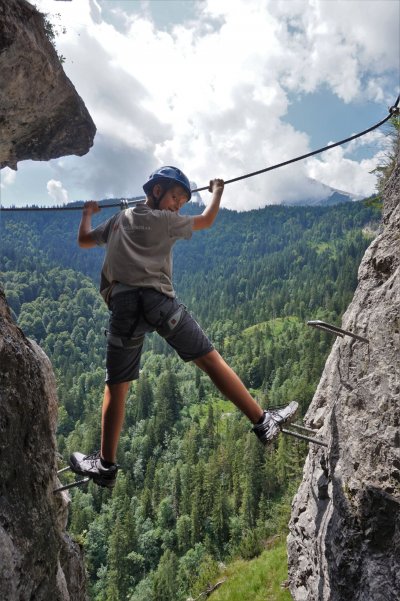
111 283 140 298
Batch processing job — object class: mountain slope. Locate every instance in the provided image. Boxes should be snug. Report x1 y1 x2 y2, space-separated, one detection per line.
0 200 382 601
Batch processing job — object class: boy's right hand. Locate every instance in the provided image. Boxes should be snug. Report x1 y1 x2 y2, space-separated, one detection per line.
208 178 224 195
83 200 101 215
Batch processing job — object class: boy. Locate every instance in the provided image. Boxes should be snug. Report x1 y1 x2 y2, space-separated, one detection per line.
70 166 298 487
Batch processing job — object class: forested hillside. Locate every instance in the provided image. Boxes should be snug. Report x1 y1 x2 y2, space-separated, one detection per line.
0 200 379 600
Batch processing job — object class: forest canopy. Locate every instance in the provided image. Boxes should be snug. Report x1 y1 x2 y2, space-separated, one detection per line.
1 199 380 600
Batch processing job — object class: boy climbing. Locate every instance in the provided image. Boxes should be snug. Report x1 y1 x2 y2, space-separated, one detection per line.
70 166 298 487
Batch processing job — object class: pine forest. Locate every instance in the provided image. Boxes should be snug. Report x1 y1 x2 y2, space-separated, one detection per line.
0 198 380 600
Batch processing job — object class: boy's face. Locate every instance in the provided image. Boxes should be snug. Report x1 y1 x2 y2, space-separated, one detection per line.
154 184 189 211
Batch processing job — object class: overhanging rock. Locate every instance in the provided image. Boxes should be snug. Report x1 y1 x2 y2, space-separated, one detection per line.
0 0 96 170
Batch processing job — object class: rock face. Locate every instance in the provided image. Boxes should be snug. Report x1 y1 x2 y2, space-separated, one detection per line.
0 0 96 170
287 155 400 600
0 1 91 598
0 290 87 600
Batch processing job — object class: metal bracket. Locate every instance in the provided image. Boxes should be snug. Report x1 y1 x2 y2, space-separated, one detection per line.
307 320 369 343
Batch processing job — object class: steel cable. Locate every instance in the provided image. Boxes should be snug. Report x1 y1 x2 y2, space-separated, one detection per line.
1 94 398 212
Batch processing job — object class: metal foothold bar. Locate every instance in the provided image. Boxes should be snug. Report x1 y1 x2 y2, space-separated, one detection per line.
53 477 90 494
281 428 328 447
307 320 369 344
291 423 322 435
57 466 71 475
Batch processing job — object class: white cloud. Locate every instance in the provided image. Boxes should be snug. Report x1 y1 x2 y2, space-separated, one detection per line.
0 167 16 189
47 179 68 204
306 147 380 198
5 0 398 208
305 130 391 197
270 0 399 103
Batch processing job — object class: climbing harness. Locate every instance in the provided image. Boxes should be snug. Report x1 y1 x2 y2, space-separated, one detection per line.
1 95 398 212
105 331 144 349
106 285 185 350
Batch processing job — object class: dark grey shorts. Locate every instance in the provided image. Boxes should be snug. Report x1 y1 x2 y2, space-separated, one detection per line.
105 288 214 384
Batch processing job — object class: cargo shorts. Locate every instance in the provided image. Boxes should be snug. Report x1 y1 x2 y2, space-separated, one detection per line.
105 287 214 384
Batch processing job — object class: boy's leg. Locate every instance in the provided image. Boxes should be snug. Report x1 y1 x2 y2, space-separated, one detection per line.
69 380 130 486
194 350 264 423
101 381 131 463
194 349 299 444
161 301 298 443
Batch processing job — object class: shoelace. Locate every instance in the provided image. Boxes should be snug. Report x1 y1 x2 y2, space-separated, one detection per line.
268 411 284 429
84 451 118 471
83 450 101 467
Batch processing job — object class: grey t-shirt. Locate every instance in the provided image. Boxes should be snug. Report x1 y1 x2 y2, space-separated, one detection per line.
91 204 194 301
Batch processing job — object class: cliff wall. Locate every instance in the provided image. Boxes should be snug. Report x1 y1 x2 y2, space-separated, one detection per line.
0 1 94 598
288 154 400 600
0 291 87 600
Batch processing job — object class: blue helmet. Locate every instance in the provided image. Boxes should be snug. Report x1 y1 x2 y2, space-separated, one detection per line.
143 166 192 201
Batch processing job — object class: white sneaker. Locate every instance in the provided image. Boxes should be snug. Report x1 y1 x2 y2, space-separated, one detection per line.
69 451 118 488
252 401 299 445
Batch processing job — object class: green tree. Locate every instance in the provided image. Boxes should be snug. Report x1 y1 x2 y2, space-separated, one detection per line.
154 371 182 443
134 374 154 422
372 116 400 195
153 549 179 601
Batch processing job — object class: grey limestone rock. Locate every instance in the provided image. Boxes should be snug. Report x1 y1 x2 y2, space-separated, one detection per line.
0 0 91 594
0 289 87 600
0 0 96 170
287 155 400 600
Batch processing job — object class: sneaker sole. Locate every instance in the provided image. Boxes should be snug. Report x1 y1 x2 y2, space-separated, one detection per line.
92 474 117 488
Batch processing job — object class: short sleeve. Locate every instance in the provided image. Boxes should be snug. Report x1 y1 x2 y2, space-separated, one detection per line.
167 212 194 241
91 214 119 246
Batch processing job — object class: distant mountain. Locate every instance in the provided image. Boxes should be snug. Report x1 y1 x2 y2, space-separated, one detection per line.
283 179 363 207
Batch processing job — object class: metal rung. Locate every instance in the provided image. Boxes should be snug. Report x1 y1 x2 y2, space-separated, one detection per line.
307 320 369 344
57 466 71 475
281 427 328 447
291 423 321 435
53 477 90 494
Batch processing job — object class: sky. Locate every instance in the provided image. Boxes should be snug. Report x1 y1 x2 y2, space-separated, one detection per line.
1 0 399 210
